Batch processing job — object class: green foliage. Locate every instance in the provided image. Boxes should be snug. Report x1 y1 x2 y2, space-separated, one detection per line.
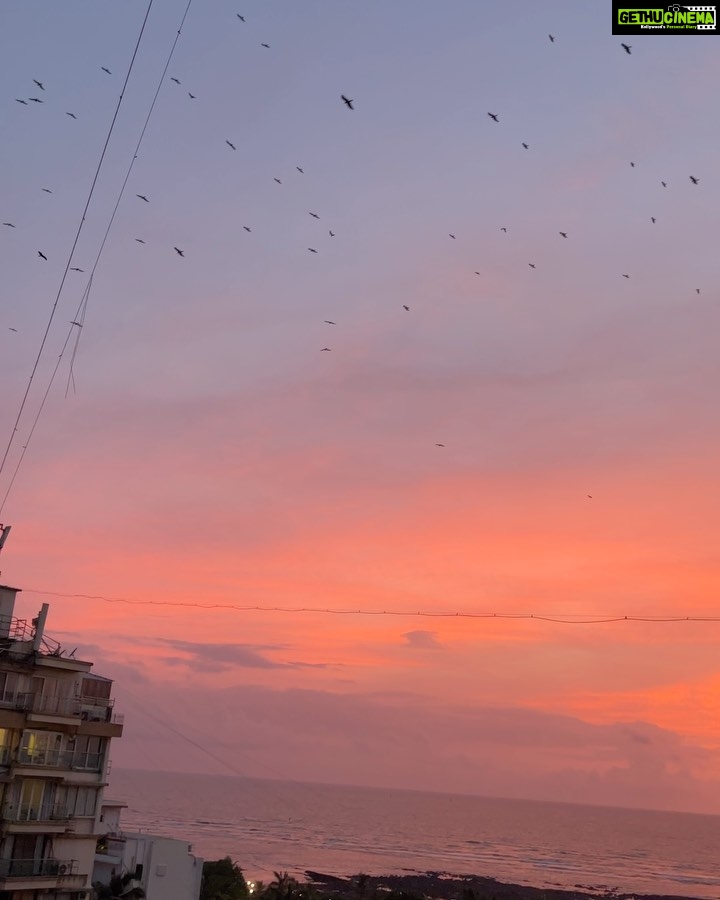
201 857 250 900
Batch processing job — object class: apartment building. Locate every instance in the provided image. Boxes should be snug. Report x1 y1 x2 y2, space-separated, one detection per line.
0 583 123 900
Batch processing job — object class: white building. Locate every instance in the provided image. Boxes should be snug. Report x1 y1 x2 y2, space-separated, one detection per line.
93 801 203 900
0 582 124 900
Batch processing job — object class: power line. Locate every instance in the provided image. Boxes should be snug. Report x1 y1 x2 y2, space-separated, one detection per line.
0 0 156 494
20 588 720 623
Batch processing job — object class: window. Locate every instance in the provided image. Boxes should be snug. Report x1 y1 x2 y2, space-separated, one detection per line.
18 779 55 821
73 735 104 770
0 728 14 765
81 677 111 700
19 730 68 766
0 671 24 705
60 784 97 817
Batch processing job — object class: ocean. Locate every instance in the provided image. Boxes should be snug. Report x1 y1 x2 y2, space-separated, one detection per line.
106 769 720 899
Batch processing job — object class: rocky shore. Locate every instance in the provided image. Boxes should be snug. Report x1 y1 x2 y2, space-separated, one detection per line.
303 871 700 900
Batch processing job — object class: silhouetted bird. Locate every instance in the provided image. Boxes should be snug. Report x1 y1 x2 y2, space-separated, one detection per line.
226 140 236 150
29 98 43 103
15 99 28 105
630 161 635 167
500 226 507 232
274 178 282 184
559 232 568 238
135 238 145 243
8 328 18 332
474 271 480 275
528 263 536 269
522 142 529 149
435 444 445 447
261 43 270 48
488 112 499 122
341 95 354 109
309 212 320 219
329 230 335 237
101 67 112 74
308 248 318 253
38 251 47 260
171 77 180 84
549 34 555 42
324 321 336 325
66 112 77 119
449 234 456 239
70 267 84 272
296 166 304 173
661 181 667 187
188 93 196 99
621 43 631 54
70 321 82 328
622 274 630 278
243 226 251 232
136 194 149 202
403 305 410 311
320 347 331 351
690 175 699 184
174 247 185 257
33 79 44 90
3 223 15 228
651 217 656 223
696 288 701 295
237 14 245 21
41 188 52 193
587 495 593 499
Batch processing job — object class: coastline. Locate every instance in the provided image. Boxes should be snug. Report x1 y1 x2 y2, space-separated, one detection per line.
303 871 704 900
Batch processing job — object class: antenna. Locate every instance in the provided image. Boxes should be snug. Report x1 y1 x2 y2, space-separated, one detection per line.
0 524 11 554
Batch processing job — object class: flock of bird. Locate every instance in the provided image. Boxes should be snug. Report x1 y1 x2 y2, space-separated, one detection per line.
1 13 709 467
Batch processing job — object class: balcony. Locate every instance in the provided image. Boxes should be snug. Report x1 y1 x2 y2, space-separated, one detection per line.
15 748 103 771
0 857 78 878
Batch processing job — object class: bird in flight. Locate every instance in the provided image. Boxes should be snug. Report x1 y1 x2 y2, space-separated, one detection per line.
260 43 270 48
696 288 701 295
329 230 335 237
559 231 568 238
661 181 667 187
41 188 52 193
341 95 354 109
70 321 83 328
549 34 555 42
237 14 245 21
308 248 318 253
33 79 44 90
3 223 15 228
651 217 656 223
29 97 44 103
243 226 252 232
309 212 320 219
296 166 304 174
226 140 236 150
528 263 536 269
135 238 145 244
8 327 18 332
622 273 630 279
435 443 445 448
66 112 77 119
324 320 336 325
500 226 507 232
188 92 196 99
101 66 112 74
488 112 499 122
449 234 456 239
274 178 282 184
587 495 593 499
621 43 632 54
630 161 635 167
170 77 181 85
70 267 84 272
320 347 331 351
174 247 185 257
136 194 149 202
522 142 529 149
15 99 28 105
690 175 699 185
38 251 48 260
403 305 410 311
474 271 480 275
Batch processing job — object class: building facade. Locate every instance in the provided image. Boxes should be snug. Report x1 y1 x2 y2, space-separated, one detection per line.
0 583 123 900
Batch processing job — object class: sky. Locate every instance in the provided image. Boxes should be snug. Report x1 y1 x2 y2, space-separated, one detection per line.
1 0 720 815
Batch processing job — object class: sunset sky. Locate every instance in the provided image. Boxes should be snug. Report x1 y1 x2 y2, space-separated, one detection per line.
2 0 720 814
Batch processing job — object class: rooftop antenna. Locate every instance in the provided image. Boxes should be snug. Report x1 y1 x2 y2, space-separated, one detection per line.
0 524 11 555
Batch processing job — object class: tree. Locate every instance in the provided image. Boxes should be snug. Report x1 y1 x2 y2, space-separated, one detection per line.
201 857 250 900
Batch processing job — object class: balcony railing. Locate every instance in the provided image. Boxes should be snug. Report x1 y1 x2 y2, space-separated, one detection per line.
0 857 77 878
29 694 82 717
0 691 118 722
16 749 103 771
2 804 70 823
